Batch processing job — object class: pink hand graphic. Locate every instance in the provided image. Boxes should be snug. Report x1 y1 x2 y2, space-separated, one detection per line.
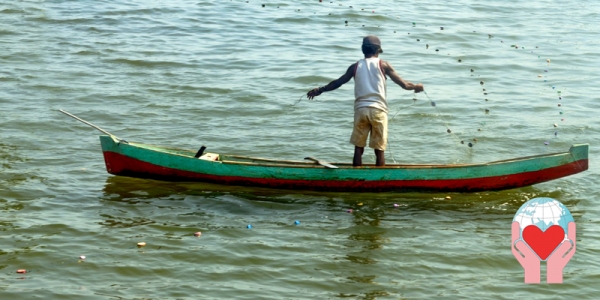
546 222 576 284
511 221 540 284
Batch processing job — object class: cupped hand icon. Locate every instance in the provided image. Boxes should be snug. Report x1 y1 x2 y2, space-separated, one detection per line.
547 222 576 284
511 221 540 284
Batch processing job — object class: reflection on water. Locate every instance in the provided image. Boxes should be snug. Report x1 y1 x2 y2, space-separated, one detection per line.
100 173 567 214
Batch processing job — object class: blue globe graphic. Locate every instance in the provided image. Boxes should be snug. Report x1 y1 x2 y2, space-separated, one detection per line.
513 197 574 241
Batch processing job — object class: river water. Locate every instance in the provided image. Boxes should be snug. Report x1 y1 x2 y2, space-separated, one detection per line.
1 0 599 299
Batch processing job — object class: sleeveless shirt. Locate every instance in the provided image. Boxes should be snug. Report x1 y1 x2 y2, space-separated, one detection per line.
353 57 388 113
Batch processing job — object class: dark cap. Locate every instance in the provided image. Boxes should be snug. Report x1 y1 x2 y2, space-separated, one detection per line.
362 35 383 53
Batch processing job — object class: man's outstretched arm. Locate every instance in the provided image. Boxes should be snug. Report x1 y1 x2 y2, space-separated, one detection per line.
382 61 424 92
307 63 356 100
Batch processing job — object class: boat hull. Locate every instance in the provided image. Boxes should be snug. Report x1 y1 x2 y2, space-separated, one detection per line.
99 136 589 192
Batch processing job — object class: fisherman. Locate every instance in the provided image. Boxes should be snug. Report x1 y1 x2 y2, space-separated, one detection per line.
307 35 424 167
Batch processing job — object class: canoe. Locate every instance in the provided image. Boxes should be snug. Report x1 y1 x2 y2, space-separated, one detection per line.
99 135 589 192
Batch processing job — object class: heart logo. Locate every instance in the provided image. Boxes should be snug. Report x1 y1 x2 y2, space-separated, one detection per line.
522 225 565 260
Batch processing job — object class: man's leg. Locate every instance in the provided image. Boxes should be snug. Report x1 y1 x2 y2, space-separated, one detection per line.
353 146 364 167
375 149 385 166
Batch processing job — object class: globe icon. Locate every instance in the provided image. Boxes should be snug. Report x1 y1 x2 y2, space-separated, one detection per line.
513 197 574 243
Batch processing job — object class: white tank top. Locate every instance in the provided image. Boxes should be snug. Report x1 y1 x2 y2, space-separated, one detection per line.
354 57 388 113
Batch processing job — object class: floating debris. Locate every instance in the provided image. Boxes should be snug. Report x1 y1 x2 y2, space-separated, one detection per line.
194 232 202 237
17 269 27 274
447 129 452 133
294 220 301 225
137 242 146 247
247 224 252 229
79 255 86 260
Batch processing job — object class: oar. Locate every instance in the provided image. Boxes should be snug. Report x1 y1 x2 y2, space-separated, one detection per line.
59 109 127 143
304 157 338 169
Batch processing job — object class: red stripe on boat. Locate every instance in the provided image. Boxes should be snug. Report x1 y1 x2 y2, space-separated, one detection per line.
102 151 588 192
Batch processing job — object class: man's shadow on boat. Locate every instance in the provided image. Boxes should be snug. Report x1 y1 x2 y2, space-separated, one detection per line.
100 175 576 216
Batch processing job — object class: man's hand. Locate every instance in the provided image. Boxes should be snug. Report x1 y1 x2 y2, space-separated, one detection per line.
414 83 424 93
307 87 322 100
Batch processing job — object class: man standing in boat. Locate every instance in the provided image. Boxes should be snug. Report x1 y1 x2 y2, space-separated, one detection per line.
307 35 424 167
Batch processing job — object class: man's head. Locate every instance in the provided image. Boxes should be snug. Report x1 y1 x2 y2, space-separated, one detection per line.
362 35 383 56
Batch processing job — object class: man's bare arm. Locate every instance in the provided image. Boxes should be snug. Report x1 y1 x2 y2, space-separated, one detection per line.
307 63 356 100
382 61 424 92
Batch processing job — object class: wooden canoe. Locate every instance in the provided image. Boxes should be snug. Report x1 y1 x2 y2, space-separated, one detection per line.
98 135 589 192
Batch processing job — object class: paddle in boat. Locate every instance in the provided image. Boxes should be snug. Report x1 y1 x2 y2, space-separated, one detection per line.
60 110 589 192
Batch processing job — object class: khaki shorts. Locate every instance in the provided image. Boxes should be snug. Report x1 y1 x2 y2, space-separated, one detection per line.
349 107 388 151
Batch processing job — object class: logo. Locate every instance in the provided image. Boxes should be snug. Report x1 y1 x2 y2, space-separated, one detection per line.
511 197 576 284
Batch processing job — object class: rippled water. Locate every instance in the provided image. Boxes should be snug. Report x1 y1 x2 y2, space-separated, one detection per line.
1 0 599 299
